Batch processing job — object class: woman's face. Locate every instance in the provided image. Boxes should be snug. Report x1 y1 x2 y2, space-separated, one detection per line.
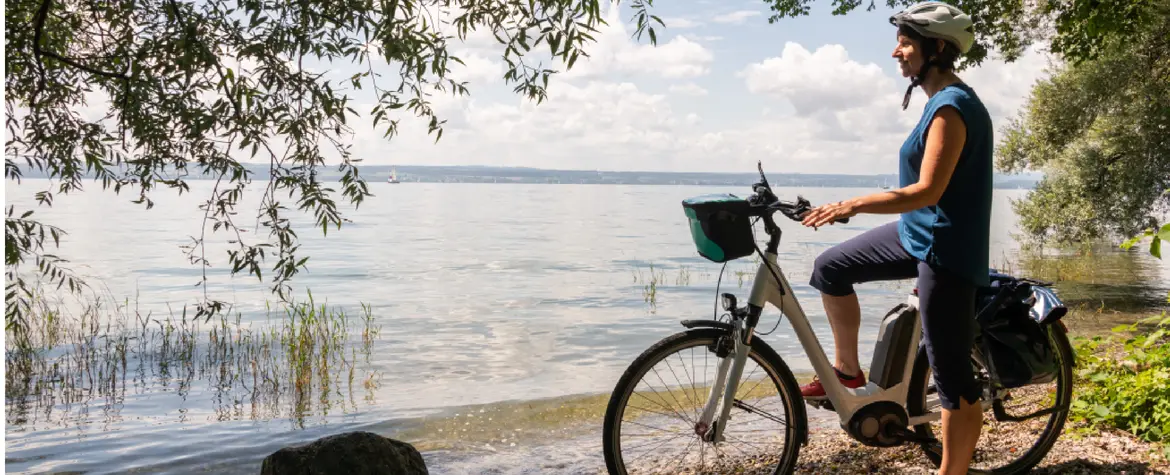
891 33 923 78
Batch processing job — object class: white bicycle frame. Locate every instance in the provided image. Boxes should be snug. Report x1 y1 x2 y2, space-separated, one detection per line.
695 247 943 440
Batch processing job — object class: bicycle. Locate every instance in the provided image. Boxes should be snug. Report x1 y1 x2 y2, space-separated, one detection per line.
602 162 1075 474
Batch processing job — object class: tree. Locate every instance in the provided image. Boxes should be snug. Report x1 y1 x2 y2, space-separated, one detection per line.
995 6 1169 244
763 0 1166 67
4 0 665 328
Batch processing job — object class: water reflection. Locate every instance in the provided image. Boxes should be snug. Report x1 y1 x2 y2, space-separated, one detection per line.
990 243 1170 334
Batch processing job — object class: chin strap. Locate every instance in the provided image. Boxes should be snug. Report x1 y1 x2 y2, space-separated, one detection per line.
902 57 936 110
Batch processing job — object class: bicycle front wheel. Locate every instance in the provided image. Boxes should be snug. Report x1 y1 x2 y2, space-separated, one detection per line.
602 328 806 475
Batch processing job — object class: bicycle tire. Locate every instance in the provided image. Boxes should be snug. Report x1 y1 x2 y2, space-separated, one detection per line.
907 322 1075 474
602 328 807 475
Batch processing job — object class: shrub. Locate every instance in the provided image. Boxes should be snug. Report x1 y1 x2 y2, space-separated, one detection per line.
1071 311 1170 455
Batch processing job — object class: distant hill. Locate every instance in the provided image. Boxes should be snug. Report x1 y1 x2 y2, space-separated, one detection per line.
11 163 1042 189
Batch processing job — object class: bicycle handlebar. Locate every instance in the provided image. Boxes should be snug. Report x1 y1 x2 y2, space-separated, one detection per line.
746 160 849 225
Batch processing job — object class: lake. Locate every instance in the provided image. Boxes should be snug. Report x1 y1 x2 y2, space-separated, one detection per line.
5 180 1169 474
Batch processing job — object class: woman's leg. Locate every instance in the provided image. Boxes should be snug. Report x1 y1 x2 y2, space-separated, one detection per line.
916 261 983 474
822 292 863 376
804 220 918 397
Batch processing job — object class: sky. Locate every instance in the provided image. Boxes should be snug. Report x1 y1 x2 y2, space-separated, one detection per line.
71 0 1059 176
331 0 1060 175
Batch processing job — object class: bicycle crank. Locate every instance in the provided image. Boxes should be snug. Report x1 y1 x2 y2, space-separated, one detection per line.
883 424 941 448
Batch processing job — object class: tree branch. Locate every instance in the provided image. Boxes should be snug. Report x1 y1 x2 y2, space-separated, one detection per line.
32 0 133 89
30 0 52 107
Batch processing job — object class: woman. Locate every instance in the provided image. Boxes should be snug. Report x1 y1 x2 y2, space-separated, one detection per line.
797 2 993 473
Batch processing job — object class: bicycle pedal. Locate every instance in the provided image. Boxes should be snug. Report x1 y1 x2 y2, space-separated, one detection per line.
806 399 835 411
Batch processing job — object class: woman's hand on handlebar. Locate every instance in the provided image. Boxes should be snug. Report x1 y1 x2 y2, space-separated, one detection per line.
801 200 858 229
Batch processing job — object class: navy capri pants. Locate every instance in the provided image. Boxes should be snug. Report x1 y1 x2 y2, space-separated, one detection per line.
809 220 982 410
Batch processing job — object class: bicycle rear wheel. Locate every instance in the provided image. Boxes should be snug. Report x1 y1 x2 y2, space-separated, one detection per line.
908 322 1075 474
602 328 805 475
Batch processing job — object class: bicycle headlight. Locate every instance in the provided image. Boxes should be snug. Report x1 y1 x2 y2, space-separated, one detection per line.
721 293 737 312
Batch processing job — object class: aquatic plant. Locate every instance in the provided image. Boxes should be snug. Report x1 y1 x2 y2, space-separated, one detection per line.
5 288 383 430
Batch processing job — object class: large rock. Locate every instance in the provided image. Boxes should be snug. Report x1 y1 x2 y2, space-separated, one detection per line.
261 431 428 475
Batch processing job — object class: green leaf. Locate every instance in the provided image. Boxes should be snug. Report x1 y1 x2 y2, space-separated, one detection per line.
1120 234 1146 251
1159 223 1170 242
1144 329 1166 347
1152 236 1162 259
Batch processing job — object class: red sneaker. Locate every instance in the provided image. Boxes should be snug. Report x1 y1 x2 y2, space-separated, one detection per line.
800 368 866 400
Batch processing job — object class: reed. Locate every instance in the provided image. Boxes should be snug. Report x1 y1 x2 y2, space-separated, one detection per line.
5 288 384 430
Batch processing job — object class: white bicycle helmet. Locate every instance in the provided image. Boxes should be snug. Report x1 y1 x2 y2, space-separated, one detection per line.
890 1 975 109
889 1 975 54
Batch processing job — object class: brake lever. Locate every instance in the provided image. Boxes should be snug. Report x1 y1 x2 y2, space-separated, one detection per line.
770 201 805 222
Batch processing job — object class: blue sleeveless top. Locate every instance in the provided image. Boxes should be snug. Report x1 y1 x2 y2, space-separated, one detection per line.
897 83 994 287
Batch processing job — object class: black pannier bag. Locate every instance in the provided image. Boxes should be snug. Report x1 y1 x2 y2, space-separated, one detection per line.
975 272 1067 389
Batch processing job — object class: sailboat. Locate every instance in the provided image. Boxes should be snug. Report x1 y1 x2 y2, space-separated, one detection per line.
387 168 400 184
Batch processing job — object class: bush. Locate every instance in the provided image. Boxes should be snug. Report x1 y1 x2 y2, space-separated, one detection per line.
1071 311 1170 454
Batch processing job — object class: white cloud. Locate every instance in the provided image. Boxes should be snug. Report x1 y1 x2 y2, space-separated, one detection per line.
469 81 688 147
559 2 715 80
349 80 710 171
742 42 895 116
451 50 505 86
669 82 708 96
660 17 702 29
681 34 724 43
712 10 761 24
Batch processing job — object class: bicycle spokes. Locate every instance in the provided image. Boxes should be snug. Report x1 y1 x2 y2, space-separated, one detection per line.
612 337 793 474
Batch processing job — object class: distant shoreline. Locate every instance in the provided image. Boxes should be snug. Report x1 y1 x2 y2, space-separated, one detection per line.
10 163 1042 189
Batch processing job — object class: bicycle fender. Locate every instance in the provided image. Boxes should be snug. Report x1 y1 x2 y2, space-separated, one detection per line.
679 319 734 332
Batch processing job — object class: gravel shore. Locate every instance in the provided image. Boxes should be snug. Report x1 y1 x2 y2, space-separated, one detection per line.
792 421 1169 474
424 403 1168 475
602 383 1170 475
791 382 1169 474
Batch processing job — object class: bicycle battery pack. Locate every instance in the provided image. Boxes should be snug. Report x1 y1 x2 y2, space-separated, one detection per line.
868 303 918 389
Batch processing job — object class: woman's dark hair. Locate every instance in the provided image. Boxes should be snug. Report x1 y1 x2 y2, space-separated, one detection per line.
897 24 960 72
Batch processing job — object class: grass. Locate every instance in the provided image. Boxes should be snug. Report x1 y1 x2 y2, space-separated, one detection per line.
633 263 668 311
4 288 384 430
632 263 709 312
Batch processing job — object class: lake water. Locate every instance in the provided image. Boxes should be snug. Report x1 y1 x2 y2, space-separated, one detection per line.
6 180 1169 474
